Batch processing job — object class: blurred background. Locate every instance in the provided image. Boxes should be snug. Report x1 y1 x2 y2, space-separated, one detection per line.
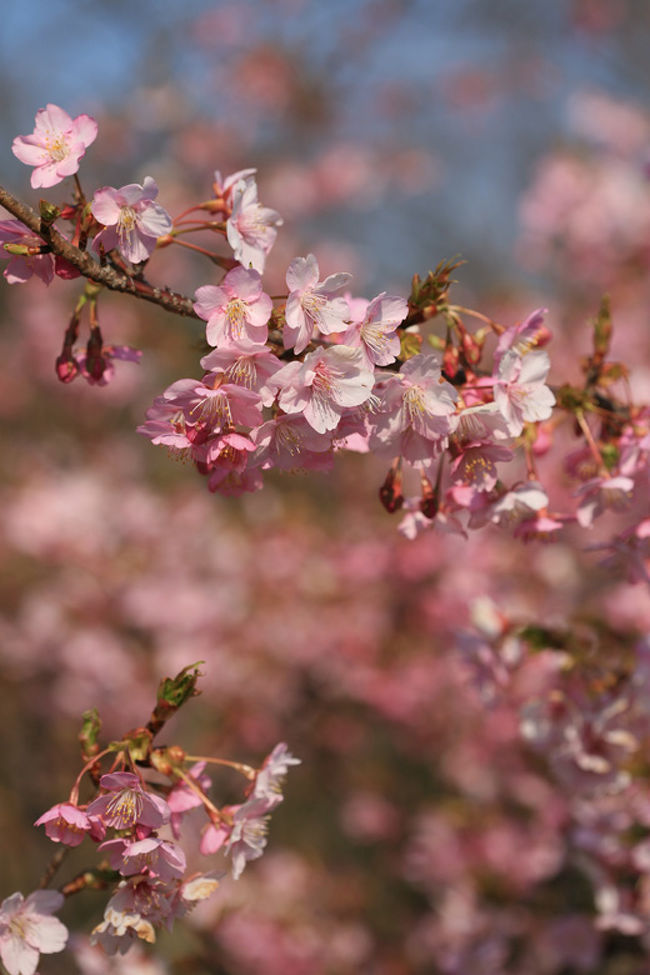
2 1 650 972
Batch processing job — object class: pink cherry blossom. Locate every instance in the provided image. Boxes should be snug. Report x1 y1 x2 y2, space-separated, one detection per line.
251 415 333 472
12 104 97 189
283 254 352 353
371 353 458 461
575 475 635 528
224 797 275 880
271 345 375 434
494 307 550 366
194 267 272 347
91 178 172 264
344 292 408 366
34 802 92 847
252 743 301 804
86 772 170 831
73 345 142 387
226 175 282 273
214 167 257 204
493 349 556 437
488 481 549 528
450 442 514 492
200 342 282 402
0 890 68 975
91 906 155 955
120 838 187 882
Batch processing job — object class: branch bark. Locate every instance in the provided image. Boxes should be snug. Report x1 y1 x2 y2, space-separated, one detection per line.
0 184 200 320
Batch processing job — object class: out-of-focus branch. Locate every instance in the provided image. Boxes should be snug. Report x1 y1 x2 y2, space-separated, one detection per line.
0 184 199 320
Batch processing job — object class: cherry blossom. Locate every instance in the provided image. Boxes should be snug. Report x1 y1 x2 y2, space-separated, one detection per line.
252 743 301 804
194 267 272 347
251 414 333 472
0 890 68 975
371 353 458 461
34 802 92 847
86 772 170 832
224 797 275 880
493 349 556 437
344 292 408 366
12 103 97 189
283 253 352 353
271 345 375 434
200 342 282 401
226 174 282 272
91 178 172 264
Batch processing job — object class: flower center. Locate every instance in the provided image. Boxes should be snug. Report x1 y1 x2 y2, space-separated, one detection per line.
360 321 388 356
301 292 326 326
403 385 427 422
105 789 144 828
117 207 138 247
44 133 69 162
226 299 247 339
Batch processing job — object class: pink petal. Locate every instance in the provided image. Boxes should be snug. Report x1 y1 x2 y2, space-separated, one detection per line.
91 189 122 226
286 253 319 292
136 202 172 238
35 104 73 134
11 138 48 166
70 114 98 147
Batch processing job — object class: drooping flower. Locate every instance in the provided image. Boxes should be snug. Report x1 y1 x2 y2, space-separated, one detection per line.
91 907 155 956
0 890 68 975
12 104 97 189
119 838 187 883
91 178 172 264
226 175 282 273
283 254 351 353
494 307 551 366
251 743 301 804
224 797 275 880
194 267 272 347
250 415 333 472
200 342 282 402
85 772 170 832
270 345 375 434
34 802 92 847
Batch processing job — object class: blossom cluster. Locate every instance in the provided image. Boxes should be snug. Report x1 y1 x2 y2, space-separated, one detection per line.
1 104 647 565
0 666 298 970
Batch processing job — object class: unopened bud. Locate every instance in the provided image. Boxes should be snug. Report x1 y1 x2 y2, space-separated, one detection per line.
55 353 78 384
379 464 403 514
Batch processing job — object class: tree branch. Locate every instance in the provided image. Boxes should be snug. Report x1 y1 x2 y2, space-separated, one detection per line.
0 184 200 320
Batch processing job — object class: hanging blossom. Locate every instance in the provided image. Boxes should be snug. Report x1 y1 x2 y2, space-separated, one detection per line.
283 253 352 354
226 174 282 273
91 178 172 264
0 890 68 975
194 267 272 347
12 103 97 189
85 772 170 831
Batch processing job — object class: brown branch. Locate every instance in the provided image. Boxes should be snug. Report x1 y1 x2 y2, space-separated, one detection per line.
0 184 200 321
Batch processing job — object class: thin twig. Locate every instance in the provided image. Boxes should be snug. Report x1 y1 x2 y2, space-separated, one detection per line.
0 184 200 321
